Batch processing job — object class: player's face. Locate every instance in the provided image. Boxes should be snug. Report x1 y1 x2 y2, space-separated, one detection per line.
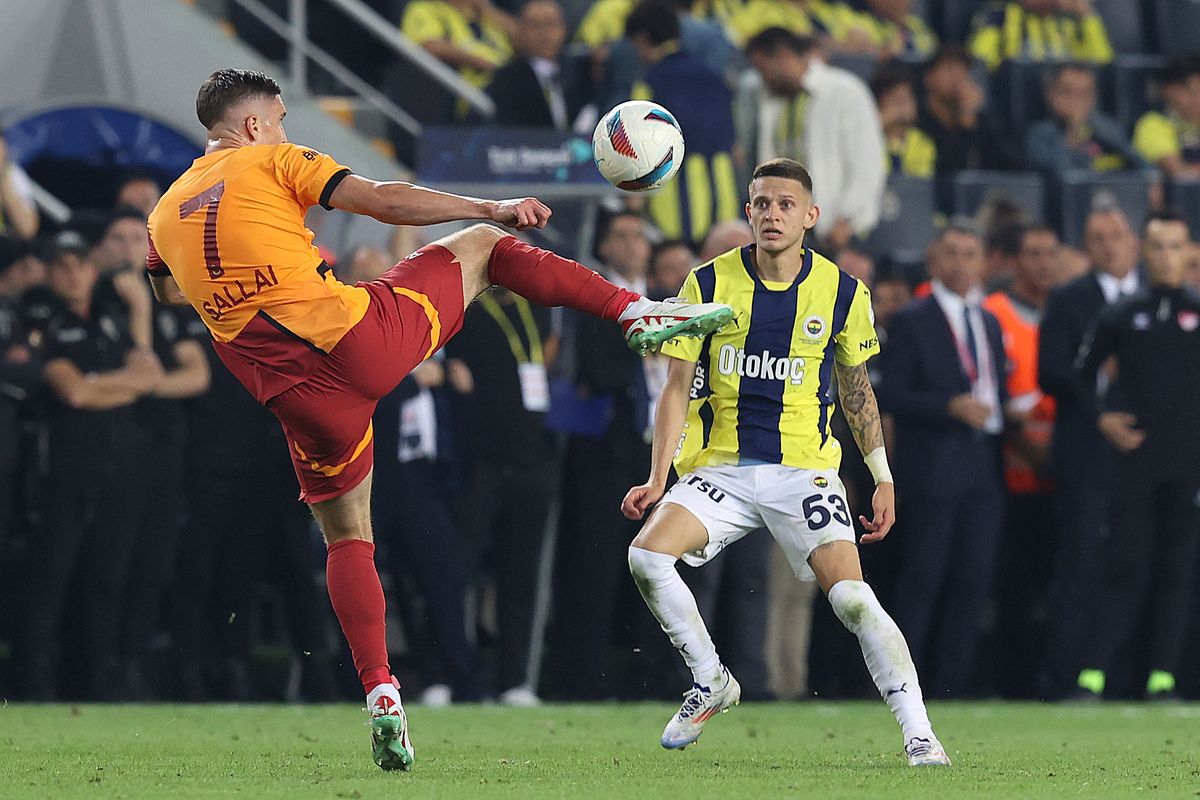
244 95 288 145
1016 230 1061 294
1142 219 1190 288
746 177 818 255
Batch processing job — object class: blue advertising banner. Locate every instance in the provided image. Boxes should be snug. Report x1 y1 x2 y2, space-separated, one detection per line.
417 127 607 185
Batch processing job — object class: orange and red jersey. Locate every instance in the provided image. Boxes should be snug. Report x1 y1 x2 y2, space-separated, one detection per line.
983 289 1056 494
148 143 369 352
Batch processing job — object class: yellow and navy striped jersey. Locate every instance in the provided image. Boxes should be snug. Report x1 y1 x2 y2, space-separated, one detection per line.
884 128 937 179
967 1 1112 71
661 245 880 474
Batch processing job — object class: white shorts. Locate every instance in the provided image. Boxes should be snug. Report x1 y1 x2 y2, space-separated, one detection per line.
660 463 855 581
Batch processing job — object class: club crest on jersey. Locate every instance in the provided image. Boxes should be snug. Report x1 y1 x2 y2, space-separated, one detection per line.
804 315 826 339
1178 310 1199 332
812 475 830 489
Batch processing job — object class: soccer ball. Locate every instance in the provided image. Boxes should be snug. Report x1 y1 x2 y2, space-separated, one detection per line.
592 101 685 192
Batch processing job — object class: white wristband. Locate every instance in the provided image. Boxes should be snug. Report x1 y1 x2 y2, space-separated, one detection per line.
865 447 893 485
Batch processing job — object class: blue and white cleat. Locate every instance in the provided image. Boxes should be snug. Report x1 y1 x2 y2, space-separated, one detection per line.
660 668 741 750
905 735 951 767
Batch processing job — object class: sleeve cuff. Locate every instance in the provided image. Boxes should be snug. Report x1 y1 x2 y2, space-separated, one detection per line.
319 168 352 210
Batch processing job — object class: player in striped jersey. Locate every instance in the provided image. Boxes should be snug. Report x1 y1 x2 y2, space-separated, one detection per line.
622 158 949 766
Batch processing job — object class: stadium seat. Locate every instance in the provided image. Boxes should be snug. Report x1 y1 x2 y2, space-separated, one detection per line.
1107 54 1167 133
828 53 879 83
1057 170 1155 247
952 171 1046 224
1094 0 1147 54
1152 0 1200 54
927 0 982 44
862 175 937 266
1168 179 1200 235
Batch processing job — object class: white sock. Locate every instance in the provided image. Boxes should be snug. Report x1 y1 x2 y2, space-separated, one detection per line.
628 546 724 687
828 579 933 741
617 296 654 321
366 680 402 715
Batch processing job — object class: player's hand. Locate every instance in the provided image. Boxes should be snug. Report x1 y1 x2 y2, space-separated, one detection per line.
621 482 665 520
1098 411 1146 452
859 482 895 544
948 393 992 430
488 198 552 230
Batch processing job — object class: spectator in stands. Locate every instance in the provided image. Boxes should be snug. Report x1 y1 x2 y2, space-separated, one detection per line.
648 239 696 298
699 219 754 258
968 0 1113 72
1037 204 1139 695
627 0 740 246
487 0 587 130
724 0 874 52
1133 55 1200 181
859 0 938 58
919 45 1021 212
581 0 737 108
880 220 1008 696
1188 241 1200 289
1025 64 1143 180
91 206 150 273
446 285 557 706
870 62 936 180
739 28 885 253
983 223 1062 698
113 173 161 217
402 0 514 90
0 130 38 240
17 232 163 699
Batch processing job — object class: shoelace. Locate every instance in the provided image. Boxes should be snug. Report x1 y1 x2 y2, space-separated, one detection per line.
677 684 710 720
906 737 933 757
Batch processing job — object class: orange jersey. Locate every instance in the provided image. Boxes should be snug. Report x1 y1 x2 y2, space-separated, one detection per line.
147 143 369 353
984 290 1056 494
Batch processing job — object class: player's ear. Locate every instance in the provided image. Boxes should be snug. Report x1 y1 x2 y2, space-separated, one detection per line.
805 203 820 231
243 113 261 142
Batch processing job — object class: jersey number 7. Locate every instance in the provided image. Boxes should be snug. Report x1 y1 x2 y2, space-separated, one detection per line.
179 180 226 279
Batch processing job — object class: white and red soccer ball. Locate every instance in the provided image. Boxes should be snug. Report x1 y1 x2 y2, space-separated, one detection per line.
592 100 685 192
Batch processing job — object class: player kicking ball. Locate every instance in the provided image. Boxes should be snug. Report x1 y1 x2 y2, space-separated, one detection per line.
146 68 733 772
622 159 950 767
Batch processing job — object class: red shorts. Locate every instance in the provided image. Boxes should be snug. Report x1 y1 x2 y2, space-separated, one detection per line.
265 244 466 503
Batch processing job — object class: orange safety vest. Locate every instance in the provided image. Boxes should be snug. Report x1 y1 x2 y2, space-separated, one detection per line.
983 290 1055 494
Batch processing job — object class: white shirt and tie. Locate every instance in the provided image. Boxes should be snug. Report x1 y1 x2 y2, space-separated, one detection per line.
931 280 1004 435
1095 270 1139 304
529 57 569 131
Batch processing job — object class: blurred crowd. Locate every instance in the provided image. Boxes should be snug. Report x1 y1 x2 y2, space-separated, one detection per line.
3 0 1200 704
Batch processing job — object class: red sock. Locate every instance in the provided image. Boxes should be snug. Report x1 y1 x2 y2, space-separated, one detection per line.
487 235 641 321
326 539 392 693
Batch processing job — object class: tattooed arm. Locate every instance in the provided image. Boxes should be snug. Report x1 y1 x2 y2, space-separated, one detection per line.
835 360 895 542
835 361 884 455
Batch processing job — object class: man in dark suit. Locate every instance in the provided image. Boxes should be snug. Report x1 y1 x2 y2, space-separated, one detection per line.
879 219 1008 697
486 0 585 129
1037 205 1139 695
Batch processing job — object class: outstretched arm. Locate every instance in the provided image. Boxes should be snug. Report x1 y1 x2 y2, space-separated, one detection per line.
328 174 551 230
835 361 895 543
621 355 694 520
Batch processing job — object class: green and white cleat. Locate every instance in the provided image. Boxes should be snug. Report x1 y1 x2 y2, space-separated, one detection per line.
620 297 735 355
905 735 951 767
369 692 414 771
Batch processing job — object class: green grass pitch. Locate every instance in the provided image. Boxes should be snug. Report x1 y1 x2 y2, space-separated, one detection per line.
2 702 1198 799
